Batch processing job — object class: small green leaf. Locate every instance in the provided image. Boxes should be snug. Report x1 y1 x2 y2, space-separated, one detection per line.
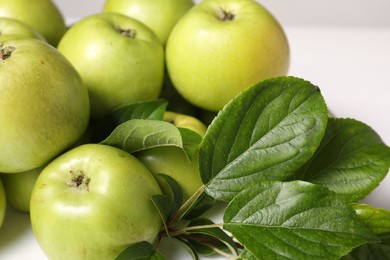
115 241 163 260
178 128 203 161
353 204 390 235
292 118 390 202
181 193 215 220
101 119 201 160
156 173 184 212
223 181 378 260
200 76 328 201
90 99 168 142
151 194 175 236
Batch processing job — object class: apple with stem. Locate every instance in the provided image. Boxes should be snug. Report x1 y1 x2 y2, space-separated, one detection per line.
103 0 194 45
0 0 67 46
0 38 90 173
57 12 165 119
30 143 163 259
166 0 290 112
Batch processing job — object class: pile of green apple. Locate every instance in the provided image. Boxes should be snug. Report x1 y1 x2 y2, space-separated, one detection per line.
1 0 389 260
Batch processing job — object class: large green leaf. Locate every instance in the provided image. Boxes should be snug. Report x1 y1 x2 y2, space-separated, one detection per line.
343 234 390 260
292 118 390 202
101 119 201 160
115 241 164 260
223 181 378 260
199 76 328 201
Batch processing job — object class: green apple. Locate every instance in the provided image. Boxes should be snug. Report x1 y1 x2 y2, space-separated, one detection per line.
0 178 5 228
136 111 206 202
0 17 46 42
30 143 163 259
0 0 66 46
1 166 43 212
166 0 290 112
57 12 165 119
103 0 194 45
163 111 207 136
0 38 90 173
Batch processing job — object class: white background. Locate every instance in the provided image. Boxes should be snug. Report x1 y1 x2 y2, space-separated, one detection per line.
1 0 390 259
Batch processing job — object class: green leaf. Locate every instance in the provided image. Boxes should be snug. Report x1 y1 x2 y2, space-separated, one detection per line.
353 204 390 235
151 194 175 236
342 234 390 260
199 76 328 201
101 119 201 160
90 99 168 142
185 218 238 257
115 241 164 260
292 118 390 202
223 180 378 260
156 173 184 212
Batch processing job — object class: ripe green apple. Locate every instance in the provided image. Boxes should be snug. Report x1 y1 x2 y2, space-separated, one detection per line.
1 166 43 212
136 111 206 202
0 0 66 46
103 0 194 45
0 38 90 173
166 0 290 112
0 178 5 228
0 17 46 42
30 143 163 259
57 12 165 119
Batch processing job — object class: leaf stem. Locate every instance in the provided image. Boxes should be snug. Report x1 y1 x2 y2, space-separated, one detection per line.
169 223 224 237
170 184 206 224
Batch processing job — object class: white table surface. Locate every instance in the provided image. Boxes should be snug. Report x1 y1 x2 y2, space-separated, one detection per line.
1 19 389 260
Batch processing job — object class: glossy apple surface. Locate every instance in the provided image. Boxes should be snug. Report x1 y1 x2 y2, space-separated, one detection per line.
0 0 66 46
57 12 164 119
0 17 46 42
1 166 42 212
30 144 162 259
166 0 290 111
0 39 90 173
103 0 194 45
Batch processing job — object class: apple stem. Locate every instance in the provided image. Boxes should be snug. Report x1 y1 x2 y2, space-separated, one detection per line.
0 44 16 60
67 170 90 191
217 8 235 21
115 26 137 38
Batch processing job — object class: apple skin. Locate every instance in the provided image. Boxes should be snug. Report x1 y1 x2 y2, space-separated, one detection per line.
136 111 207 202
1 166 43 212
57 12 165 119
30 143 163 260
0 38 90 173
166 0 290 112
0 0 66 46
103 0 194 45
0 179 5 228
0 17 46 42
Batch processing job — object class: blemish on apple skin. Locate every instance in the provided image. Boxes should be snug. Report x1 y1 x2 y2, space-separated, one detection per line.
40 60 45 65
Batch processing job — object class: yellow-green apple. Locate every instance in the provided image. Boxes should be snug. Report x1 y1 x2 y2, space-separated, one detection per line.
1 166 43 212
30 143 163 259
0 38 90 173
166 0 290 112
103 0 194 45
136 111 206 202
57 12 165 119
0 0 67 46
0 17 46 42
